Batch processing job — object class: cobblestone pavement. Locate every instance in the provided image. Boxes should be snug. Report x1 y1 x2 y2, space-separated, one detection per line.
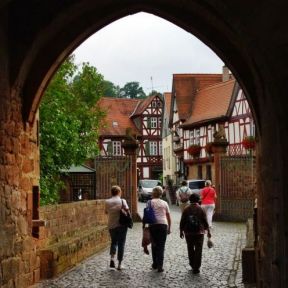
36 203 255 288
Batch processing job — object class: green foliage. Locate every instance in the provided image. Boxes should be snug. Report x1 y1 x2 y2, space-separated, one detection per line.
103 80 121 97
39 55 105 205
120 81 146 99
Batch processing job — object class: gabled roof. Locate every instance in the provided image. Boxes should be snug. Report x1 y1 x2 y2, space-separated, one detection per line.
182 79 236 128
171 74 223 122
98 97 140 136
61 164 95 173
130 94 161 117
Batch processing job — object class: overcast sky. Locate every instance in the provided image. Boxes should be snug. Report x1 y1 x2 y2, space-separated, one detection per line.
74 12 224 94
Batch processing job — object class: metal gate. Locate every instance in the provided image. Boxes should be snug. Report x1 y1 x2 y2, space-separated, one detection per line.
94 155 133 209
220 155 256 221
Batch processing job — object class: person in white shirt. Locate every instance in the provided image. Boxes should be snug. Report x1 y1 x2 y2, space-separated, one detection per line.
143 186 171 272
176 180 192 212
105 185 129 270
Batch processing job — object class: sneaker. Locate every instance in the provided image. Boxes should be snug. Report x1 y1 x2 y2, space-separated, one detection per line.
192 269 200 274
157 267 164 273
110 260 115 269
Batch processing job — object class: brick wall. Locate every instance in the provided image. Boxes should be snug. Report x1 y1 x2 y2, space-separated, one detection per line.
38 200 108 246
37 200 109 279
0 24 41 287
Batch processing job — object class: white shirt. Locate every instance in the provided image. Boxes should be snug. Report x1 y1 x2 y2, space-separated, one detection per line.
105 196 129 229
176 186 192 203
150 198 170 225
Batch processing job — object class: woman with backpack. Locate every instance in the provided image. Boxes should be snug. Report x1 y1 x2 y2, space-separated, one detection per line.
201 180 217 228
180 193 211 274
176 180 192 212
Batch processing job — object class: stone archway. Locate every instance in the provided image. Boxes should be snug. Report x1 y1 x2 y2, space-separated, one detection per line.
1 1 288 287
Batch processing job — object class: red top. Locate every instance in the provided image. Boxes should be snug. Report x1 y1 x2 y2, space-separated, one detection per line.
201 187 216 205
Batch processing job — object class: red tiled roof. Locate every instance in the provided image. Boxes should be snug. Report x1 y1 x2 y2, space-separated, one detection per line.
182 79 236 127
163 92 172 116
172 74 223 121
98 97 140 136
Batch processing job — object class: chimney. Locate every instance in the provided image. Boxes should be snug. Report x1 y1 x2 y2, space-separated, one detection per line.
222 65 230 82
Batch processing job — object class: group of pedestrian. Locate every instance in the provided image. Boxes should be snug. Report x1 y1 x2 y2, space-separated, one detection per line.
104 181 216 274
176 180 217 229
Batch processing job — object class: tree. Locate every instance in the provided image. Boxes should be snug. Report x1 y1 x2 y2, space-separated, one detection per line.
102 80 121 97
39 55 105 205
119 81 146 99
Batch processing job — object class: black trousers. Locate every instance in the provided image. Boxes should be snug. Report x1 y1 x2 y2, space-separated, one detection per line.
149 224 168 269
185 234 204 270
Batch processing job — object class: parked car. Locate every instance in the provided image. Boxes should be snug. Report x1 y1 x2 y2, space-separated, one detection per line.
176 179 206 205
187 179 206 194
138 179 161 202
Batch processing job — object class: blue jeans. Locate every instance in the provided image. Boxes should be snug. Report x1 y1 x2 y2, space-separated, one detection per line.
109 226 128 262
149 224 168 269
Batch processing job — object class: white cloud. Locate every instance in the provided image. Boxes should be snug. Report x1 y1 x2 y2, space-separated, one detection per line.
74 12 223 94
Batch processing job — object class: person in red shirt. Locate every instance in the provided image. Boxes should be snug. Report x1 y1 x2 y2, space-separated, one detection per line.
200 180 217 228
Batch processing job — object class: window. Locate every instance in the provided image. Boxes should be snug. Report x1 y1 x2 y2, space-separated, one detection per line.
112 141 122 156
151 117 157 128
149 141 158 155
159 142 162 155
189 130 194 145
158 117 162 129
151 101 157 108
196 129 200 145
189 129 200 145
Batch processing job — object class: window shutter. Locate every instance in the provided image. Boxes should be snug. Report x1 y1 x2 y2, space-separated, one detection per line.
107 142 112 155
147 117 151 129
145 142 150 156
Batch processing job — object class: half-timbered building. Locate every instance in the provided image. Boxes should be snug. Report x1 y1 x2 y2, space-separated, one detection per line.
97 94 163 180
169 70 256 221
169 70 255 184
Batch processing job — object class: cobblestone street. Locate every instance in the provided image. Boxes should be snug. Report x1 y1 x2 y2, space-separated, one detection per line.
36 203 253 288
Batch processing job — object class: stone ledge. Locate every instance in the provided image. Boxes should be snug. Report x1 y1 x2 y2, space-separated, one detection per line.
39 225 109 279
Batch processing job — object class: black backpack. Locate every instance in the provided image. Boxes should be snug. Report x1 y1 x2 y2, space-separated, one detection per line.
186 215 201 233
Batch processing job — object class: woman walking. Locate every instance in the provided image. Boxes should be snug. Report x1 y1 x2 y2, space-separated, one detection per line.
200 180 217 228
143 186 171 272
105 185 129 270
180 193 211 274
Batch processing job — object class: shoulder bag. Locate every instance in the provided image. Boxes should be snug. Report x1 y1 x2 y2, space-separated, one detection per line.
143 200 156 224
119 199 133 229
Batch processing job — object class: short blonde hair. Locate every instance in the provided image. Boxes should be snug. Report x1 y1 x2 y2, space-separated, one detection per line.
111 185 121 196
205 180 212 186
152 186 163 198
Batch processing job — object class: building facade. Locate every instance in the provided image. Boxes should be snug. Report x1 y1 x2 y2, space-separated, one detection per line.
169 71 255 184
98 94 163 180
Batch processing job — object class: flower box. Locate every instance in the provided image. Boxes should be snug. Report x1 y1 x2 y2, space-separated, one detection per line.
187 144 201 157
242 136 256 150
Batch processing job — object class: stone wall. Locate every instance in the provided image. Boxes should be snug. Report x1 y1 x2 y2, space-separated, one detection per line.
0 19 41 287
37 200 109 279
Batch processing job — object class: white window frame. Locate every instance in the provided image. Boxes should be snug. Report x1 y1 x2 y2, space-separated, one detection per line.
149 141 158 156
112 141 122 156
151 117 157 128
